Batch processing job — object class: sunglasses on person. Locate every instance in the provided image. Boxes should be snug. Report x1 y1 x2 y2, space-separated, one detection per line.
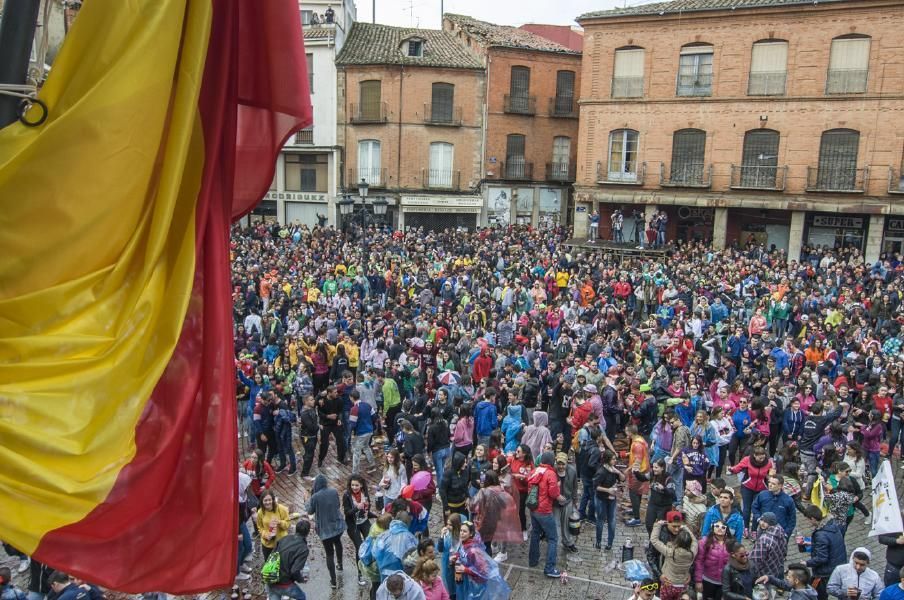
639 582 660 592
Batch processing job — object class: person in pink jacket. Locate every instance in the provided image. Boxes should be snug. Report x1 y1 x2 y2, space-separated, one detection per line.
694 521 732 600
414 558 450 600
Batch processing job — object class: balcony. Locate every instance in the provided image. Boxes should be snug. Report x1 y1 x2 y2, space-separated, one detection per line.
596 161 646 185
611 77 644 98
889 167 904 195
805 166 869 193
347 167 388 189
350 102 388 124
548 97 577 118
729 164 787 191
676 74 713 97
295 129 314 145
545 162 575 182
503 94 536 116
499 160 533 180
826 69 868 94
423 104 462 126
747 71 786 96
422 168 461 190
659 162 712 188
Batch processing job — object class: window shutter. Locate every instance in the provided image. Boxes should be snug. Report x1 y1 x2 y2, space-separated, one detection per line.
817 130 859 189
359 81 381 120
670 130 706 183
829 38 870 70
614 49 644 77
748 42 787 95
431 83 454 123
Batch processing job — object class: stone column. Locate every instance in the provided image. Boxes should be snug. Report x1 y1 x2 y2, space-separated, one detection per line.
865 214 885 265
713 207 728 250
787 211 806 263
574 198 589 238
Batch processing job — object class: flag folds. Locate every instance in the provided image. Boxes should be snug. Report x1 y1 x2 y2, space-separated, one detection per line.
0 0 310 592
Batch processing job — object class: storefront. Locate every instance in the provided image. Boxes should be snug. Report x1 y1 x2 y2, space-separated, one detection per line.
883 217 904 255
273 191 330 227
727 208 791 252
671 206 714 242
249 199 278 222
538 188 564 229
400 196 482 232
486 185 568 228
804 213 867 251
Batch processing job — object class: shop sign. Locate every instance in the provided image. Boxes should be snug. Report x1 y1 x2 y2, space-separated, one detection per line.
264 191 328 202
401 196 482 208
886 218 904 232
677 206 714 222
812 215 863 229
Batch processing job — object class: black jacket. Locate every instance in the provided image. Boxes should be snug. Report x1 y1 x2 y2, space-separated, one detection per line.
806 518 847 577
879 532 904 569
298 407 319 438
274 534 310 584
722 561 755 600
440 452 470 510
318 394 344 427
426 419 451 453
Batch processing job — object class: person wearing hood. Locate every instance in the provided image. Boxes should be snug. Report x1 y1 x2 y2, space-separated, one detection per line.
375 514 418 582
750 512 788 581
267 519 311 600
440 451 471 518
376 571 426 600
501 404 524 454
828 548 885 600
759 563 820 600
527 451 564 579
452 520 512 600
521 410 553 460
553 452 579 553
305 474 346 589
359 513 393 600
803 505 848 600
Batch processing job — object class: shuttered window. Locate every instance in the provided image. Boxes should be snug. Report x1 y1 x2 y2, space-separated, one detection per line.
357 139 381 185
306 53 314 93
817 129 860 190
509 66 531 113
506 134 526 178
551 136 571 179
827 37 870 94
608 129 639 181
359 80 381 120
670 129 706 183
612 48 644 98
740 130 780 188
428 142 454 187
286 154 327 192
677 45 713 96
554 71 575 113
748 41 787 96
431 83 454 123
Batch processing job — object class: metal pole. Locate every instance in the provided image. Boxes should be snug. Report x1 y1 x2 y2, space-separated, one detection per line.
0 0 42 128
372 0 375 23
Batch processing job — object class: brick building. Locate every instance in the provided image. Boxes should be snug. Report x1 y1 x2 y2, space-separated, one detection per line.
335 23 486 230
574 0 904 262
444 14 581 228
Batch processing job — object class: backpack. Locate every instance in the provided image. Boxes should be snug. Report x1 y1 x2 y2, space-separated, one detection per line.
261 550 282 584
525 483 540 511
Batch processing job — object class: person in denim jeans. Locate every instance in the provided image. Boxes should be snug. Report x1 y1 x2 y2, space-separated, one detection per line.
266 520 311 600
527 451 564 578
593 449 624 550
427 406 452 490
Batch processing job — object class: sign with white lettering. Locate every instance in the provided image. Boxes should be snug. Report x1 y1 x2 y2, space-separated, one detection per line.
401 196 482 208
264 191 328 202
886 218 904 232
812 215 863 229
677 206 714 222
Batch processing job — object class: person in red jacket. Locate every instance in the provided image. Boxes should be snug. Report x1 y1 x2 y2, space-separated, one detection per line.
527 451 564 578
730 445 773 536
613 277 632 301
472 347 493 384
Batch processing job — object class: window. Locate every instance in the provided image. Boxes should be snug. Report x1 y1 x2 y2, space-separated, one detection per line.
612 48 644 98
551 136 571 179
430 83 454 123
739 129 780 188
357 140 381 185
508 66 531 113
748 41 787 96
670 129 706 184
505 134 526 178
677 44 713 97
301 10 313 25
428 142 454 188
306 53 314 93
359 80 382 121
554 71 576 114
407 39 423 57
295 126 313 144
608 129 639 182
827 36 870 94
285 154 327 192
816 129 860 190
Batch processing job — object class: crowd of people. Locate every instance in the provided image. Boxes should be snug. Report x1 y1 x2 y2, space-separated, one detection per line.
227 220 904 600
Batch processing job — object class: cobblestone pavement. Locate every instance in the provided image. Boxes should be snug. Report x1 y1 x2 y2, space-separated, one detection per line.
2 441 902 600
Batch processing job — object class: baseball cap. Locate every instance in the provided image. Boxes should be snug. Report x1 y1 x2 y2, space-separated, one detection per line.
555 452 569 465
665 510 684 523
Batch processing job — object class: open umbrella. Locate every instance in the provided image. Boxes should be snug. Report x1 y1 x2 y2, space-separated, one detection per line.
438 370 461 386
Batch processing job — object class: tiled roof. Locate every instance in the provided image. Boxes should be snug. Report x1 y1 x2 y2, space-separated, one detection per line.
444 14 581 55
579 0 850 20
519 24 584 53
303 26 335 40
335 22 483 68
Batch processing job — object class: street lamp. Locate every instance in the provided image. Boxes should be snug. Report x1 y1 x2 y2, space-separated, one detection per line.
340 178 387 275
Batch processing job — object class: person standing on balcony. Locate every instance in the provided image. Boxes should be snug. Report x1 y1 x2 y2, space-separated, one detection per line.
611 209 624 243
588 210 600 242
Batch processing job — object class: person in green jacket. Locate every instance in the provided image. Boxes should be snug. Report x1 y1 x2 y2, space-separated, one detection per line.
380 371 402 441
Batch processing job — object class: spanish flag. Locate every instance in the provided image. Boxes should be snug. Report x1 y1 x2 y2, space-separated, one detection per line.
0 0 310 593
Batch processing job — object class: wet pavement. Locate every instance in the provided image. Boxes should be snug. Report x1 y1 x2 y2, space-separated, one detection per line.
3 438 901 600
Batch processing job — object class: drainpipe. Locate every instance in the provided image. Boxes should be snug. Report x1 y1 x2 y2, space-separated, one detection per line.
479 54 491 226
397 65 404 228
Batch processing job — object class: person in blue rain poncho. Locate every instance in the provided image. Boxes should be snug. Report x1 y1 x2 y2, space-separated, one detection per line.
451 520 511 600
374 513 418 581
501 404 524 454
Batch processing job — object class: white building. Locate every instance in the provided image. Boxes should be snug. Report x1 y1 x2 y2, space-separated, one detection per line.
252 0 356 227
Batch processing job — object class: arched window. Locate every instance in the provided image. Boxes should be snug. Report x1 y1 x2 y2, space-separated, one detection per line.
677 43 713 96
608 129 639 182
748 40 788 96
670 129 706 184
739 129 780 188
505 134 527 179
550 136 571 180
507 66 533 113
554 71 576 115
827 35 870 94
612 47 644 98
816 129 860 190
